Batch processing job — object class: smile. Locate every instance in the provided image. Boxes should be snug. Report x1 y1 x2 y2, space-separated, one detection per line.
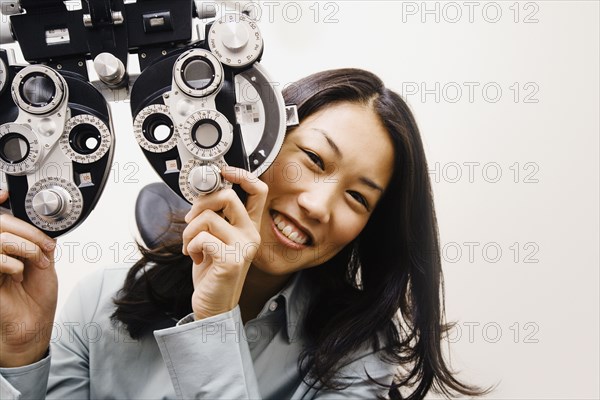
270 210 313 249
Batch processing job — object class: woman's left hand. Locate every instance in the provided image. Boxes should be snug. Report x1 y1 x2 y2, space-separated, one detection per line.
182 166 268 320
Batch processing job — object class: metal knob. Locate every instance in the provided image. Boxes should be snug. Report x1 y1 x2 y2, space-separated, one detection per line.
189 165 221 194
32 189 67 218
220 22 250 51
93 52 126 86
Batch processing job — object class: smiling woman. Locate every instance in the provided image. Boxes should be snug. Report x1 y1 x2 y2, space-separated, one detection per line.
0 69 488 399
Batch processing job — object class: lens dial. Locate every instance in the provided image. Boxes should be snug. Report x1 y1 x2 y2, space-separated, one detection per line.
173 49 223 98
12 65 66 115
133 104 179 153
0 123 41 175
25 177 83 231
182 109 233 160
179 158 232 202
208 13 263 67
60 114 112 164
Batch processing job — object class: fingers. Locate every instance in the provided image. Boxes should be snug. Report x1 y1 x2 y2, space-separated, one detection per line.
0 189 8 204
185 166 268 231
0 253 24 282
0 192 55 281
187 230 226 265
186 188 252 229
0 213 56 254
0 232 51 269
220 166 268 230
182 210 237 255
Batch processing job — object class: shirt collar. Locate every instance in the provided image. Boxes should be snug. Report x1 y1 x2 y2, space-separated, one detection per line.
275 271 310 343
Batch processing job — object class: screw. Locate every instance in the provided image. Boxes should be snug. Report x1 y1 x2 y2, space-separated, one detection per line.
161 50 167 55
57 64 62 69
78 61 84 67
141 53 147 59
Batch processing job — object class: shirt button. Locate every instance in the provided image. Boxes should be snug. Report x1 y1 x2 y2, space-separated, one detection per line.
268 301 278 312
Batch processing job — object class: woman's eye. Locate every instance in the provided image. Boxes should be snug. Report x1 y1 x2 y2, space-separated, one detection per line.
303 150 324 170
348 191 370 210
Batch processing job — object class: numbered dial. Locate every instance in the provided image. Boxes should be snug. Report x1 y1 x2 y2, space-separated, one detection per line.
133 104 178 153
208 13 263 67
182 109 233 160
173 49 223 98
25 177 83 231
12 65 66 115
179 159 231 203
0 56 7 95
0 123 41 175
60 114 112 163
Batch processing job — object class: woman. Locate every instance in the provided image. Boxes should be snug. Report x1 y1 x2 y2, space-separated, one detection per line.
0 69 485 399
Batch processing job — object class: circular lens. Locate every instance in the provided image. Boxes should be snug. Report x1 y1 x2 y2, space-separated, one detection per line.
20 73 56 107
69 124 102 155
182 58 214 90
192 120 221 149
143 113 174 144
0 133 30 164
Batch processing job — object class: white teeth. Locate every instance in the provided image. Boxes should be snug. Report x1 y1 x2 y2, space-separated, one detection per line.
272 212 309 245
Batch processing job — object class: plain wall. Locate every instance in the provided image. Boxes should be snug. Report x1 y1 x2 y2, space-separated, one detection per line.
1 1 598 398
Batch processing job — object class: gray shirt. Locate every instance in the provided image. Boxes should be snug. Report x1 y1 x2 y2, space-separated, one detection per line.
0 267 396 399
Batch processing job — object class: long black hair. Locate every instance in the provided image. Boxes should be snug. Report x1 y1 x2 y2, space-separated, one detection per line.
112 68 488 399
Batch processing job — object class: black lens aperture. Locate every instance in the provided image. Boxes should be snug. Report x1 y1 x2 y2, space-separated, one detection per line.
182 58 214 91
69 124 102 155
0 133 30 164
143 114 174 144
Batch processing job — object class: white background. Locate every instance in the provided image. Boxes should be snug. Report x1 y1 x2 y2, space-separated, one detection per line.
1 1 599 398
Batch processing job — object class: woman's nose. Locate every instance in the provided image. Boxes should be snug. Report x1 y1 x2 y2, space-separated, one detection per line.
297 187 332 224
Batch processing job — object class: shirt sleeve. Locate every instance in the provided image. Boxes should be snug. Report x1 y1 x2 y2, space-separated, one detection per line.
308 350 398 399
154 305 262 399
0 269 107 400
0 354 51 400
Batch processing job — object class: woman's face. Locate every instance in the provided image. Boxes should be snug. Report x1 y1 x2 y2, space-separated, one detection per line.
253 101 395 275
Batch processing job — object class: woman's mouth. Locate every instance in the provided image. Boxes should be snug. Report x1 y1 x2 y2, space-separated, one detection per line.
269 210 313 249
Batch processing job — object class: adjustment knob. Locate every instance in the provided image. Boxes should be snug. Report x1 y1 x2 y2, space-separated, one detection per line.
189 165 221 194
32 189 69 218
221 22 250 51
94 53 126 86
208 13 263 67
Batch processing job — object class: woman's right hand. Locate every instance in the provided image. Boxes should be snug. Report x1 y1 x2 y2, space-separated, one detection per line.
0 189 58 368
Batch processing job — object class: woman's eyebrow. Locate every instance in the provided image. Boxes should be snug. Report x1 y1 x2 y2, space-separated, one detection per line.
311 128 343 160
360 177 384 193
310 128 384 193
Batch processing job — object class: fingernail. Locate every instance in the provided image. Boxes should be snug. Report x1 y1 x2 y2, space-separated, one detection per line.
43 241 56 251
